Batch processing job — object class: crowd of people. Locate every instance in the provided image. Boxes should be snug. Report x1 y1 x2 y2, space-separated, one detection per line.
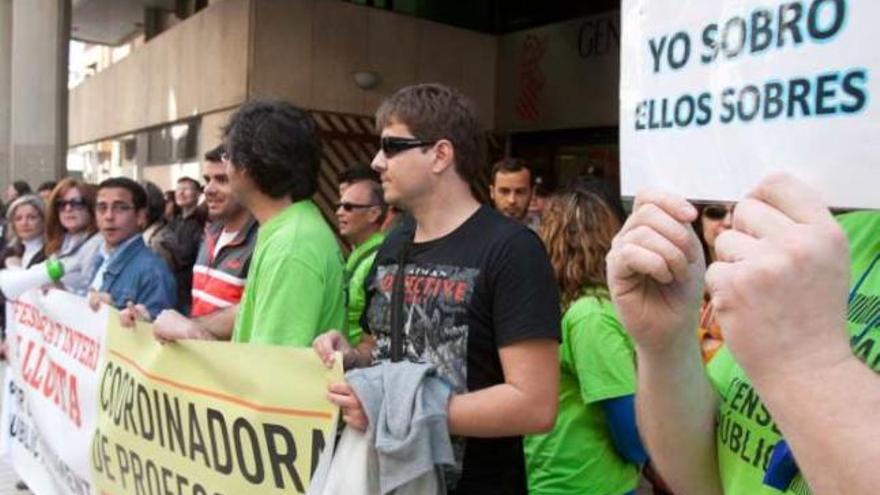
0 82 875 495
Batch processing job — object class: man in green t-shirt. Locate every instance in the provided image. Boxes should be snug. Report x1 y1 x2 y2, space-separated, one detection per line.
606 173 880 494
151 100 345 346
335 166 387 345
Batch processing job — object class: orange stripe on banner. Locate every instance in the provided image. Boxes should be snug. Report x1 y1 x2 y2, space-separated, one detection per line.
108 349 332 420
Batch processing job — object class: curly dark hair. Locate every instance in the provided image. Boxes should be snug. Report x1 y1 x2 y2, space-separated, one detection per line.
223 99 321 201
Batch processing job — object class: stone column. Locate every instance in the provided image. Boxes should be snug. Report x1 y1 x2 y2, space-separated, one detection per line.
0 0 12 193
7 0 70 190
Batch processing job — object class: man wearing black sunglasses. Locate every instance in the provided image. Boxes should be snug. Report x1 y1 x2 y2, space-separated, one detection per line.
335 166 387 346
314 84 561 495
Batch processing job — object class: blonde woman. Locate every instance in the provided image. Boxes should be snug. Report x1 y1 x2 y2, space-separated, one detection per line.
2 194 46 269
0 194 47 362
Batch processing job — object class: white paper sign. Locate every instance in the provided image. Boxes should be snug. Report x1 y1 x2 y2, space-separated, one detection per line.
620 0 880 208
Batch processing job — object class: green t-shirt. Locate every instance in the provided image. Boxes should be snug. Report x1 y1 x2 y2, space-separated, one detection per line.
707 211 880 495
232 200 346 346
525 290 640 495
344 232 385 345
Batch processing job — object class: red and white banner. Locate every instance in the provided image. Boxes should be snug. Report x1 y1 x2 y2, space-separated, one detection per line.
1 289 107 495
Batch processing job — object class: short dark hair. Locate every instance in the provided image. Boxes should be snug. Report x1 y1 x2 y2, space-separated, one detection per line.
364 180 385 207
339 165 387 223
204 144 224 163
491 158 532 185
364 179 388 224
164 190 181 217
177 176 202 192
223 99 321 201
141 181 166 225
98 177 147 210
376 83 484 186
37 181 57 193
337 164 380 186
12 180 31 196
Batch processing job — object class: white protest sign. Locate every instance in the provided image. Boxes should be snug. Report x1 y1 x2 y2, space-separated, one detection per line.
1 289 107 495
620 0 880 208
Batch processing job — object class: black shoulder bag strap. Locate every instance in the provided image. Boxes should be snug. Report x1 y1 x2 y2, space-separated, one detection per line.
389 233 413 363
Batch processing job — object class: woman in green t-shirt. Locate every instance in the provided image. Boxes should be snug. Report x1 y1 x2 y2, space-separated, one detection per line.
524 178 648 495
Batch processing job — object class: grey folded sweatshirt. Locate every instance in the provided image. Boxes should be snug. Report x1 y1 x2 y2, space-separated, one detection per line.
347 361 455 495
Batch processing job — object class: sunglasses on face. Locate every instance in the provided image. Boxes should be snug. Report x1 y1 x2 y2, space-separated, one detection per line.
380 136 437 158
56 198 88 211
336 202 378 212
703 205 733 220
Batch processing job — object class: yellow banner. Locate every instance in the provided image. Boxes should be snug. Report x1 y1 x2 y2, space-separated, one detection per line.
91 314 342 495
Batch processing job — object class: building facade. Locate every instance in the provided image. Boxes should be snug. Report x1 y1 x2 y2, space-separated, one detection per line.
61 0 621 215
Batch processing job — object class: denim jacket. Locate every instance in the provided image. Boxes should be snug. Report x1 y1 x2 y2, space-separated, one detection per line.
88 235 177 318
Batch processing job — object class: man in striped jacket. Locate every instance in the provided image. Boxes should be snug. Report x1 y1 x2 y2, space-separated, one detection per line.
122 146 257 331
190 147 258 318
190 145 257 317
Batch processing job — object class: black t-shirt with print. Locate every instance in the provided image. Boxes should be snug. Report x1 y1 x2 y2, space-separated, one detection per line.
362 205 561 495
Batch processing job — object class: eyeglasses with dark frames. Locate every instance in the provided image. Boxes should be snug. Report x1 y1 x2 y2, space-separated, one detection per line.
380 136 437 158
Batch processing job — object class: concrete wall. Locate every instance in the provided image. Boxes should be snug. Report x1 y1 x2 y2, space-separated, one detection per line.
249 0 497 127
68 0 250 147
199 108 234 153
69 0 499 156
0 0 10 190
496 11 620 132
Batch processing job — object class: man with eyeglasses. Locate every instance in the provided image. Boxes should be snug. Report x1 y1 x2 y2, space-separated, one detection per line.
336 165 387 345
313 84 561 495
149 99 345 348
87 177 176 319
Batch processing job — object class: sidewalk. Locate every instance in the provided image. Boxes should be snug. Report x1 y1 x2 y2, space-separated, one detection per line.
0 364 28 494
0 460 25 494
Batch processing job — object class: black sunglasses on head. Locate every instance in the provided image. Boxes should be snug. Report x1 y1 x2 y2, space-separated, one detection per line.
380 136 437 157
336 202 378 212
